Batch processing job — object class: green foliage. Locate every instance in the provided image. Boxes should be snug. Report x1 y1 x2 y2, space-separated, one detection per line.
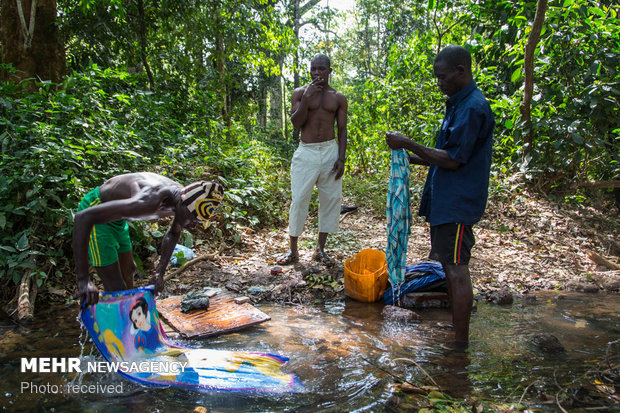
0 65 282 290
1 0 618 295
469 0 620 190
333 0 619 203
217 141 290 231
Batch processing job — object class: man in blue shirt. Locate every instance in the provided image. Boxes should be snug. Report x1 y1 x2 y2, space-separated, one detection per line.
385 45 495 349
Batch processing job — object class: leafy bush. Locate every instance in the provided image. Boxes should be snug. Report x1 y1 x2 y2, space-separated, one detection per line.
0 65 291 295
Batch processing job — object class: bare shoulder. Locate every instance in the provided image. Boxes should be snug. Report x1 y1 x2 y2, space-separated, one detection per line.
337 90 347 104
331 89 348 107
291 86 307 99
327 87 347 101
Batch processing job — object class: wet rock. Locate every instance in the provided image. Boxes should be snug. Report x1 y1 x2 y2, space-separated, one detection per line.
400 292 449 309
592 272 620 292
567 281 600 293
529 333 565 353
488 288 514 305
382 305 422 323
523 294 537 304
247 286 265 294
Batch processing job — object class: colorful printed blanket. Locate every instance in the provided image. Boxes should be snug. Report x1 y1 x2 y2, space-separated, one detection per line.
80 287 302 393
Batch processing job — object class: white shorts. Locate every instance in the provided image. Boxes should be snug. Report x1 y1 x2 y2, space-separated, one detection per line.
289 140 342 237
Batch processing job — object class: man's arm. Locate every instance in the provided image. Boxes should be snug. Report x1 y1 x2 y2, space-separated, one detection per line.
291 79 323 129
150 218 183 294
73 191 170 305
386 131 460 170
290 87 308 129
409 153 431 166
331 93 348 180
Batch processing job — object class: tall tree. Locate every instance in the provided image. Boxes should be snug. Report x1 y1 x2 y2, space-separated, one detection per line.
135 0 154 89
288 0 322 89
520 0 548 158
1 0 66 85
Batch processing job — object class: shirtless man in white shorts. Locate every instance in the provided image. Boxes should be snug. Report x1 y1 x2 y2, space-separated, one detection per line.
277 54 348 267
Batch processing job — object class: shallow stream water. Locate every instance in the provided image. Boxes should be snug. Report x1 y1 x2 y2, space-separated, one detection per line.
1 291 618 412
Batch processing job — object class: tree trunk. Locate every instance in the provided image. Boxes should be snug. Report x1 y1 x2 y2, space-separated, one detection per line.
136 0 155 90
214 13 229 127
0 0 66 85
520 0 548 159
292 0 302 144
269 78 283 131
257 72 268 130
289 0 321 144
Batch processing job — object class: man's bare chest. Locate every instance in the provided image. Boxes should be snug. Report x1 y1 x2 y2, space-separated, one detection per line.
307 93 339 113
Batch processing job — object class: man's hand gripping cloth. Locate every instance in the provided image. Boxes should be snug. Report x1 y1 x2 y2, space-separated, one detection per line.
386 149 411 289
80 287 302 393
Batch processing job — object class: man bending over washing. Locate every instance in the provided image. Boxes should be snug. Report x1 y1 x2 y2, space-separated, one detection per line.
73 172 223 306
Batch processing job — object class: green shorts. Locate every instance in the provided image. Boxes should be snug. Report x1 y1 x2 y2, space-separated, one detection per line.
77 187 132 267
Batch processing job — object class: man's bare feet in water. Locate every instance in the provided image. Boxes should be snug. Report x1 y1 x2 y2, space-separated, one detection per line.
276 251 299 265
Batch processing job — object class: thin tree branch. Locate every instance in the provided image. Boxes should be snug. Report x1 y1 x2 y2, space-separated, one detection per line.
15 0 37 49
164 246 225 282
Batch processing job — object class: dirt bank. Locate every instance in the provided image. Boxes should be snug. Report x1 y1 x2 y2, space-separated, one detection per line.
159 190 619 305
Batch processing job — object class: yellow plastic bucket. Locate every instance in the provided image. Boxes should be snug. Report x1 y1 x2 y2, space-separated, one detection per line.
344 249 388 303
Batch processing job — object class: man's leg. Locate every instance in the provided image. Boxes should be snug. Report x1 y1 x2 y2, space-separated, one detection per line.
314 141 341 265
277 236 299 265
118 250 136 289
442 263 473 345
279 144 319 265
316 232 328 253
95 262 127 292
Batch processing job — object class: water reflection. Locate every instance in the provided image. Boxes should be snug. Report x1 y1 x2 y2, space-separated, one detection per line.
0 292 618 412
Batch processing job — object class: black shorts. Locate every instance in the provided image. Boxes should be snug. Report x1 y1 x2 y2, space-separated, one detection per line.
429 223 475 265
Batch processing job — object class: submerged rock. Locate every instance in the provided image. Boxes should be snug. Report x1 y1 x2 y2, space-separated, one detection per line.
400 292 450 309
382 305 422 323
530 333 565 353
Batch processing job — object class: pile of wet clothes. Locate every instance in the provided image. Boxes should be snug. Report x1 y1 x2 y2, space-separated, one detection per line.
383 262 448 305
180 291 210 313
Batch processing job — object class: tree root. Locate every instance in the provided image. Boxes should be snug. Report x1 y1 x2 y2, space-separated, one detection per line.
17 273 37 321
164 246 225 282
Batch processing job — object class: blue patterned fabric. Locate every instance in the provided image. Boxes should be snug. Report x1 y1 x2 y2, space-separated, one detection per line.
383 262 446 305
386 149 411 286
80 287 302 393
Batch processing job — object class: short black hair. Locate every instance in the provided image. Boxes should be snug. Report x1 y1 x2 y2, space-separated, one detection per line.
311 53 331 68
130 296 148 329
435 45 471 70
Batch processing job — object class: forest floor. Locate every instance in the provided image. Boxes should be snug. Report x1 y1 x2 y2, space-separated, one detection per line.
156 189 620 305
23 188 618 410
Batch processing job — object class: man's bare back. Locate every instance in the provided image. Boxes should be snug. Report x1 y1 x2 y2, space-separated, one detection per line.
98 172 181 221
73 172 223 306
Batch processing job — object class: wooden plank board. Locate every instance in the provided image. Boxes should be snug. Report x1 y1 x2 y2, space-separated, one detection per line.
157 292 270 338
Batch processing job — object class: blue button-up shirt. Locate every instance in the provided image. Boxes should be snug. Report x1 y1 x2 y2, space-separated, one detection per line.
418 81 495 226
